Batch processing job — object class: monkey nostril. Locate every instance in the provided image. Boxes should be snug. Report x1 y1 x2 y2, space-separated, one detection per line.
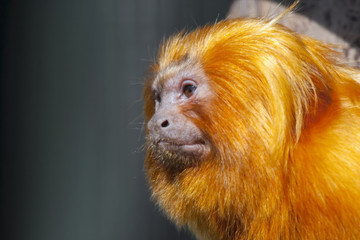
161 120 169 128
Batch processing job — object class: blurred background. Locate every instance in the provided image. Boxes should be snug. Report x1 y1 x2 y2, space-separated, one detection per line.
0 0 231 240
1 0 359 240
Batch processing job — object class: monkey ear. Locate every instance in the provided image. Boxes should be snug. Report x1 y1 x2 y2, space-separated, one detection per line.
269 42 339 145
288 42 342 143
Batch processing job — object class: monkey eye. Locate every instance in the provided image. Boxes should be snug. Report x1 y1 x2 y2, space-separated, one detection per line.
182 81 197 98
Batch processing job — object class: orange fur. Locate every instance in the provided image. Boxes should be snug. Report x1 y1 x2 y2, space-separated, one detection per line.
144 17 360 240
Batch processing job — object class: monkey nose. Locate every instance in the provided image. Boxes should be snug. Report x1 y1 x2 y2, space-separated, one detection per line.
161 120 169 128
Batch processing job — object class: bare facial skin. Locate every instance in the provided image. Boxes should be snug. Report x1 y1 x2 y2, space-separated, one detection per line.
146 60 211 170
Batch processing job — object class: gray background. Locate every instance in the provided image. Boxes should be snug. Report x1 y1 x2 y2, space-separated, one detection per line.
0 0 231 240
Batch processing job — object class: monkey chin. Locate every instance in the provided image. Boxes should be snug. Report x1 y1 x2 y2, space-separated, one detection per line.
148 138 210 174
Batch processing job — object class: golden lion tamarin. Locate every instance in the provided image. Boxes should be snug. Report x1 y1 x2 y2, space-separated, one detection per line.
144 8 360 240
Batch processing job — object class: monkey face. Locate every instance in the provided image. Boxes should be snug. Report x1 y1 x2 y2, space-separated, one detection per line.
146 60 212 170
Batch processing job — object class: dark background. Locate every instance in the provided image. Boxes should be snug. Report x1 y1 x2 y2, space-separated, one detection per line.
0 0 232 240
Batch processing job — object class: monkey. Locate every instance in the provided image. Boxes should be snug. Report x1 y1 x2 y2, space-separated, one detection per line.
143 7 360 240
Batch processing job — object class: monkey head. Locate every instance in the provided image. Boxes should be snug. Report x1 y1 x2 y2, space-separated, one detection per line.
144 20 315 175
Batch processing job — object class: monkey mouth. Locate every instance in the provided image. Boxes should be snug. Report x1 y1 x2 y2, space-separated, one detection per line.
156 138 208 155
